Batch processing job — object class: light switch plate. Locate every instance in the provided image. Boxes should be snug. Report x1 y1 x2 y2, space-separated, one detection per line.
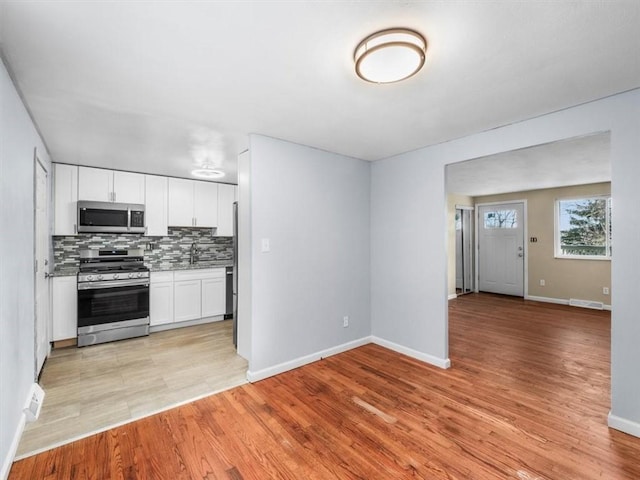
261 238 270 252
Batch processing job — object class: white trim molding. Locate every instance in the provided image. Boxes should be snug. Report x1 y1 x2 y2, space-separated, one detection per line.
525 295 611 311
1 385 32 480
371 336 451 369
149 315 225 333
448 293 457 300
246 336 372 383
246 335 452 383
608 412 640 438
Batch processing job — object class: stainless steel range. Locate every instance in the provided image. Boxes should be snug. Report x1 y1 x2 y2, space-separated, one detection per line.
77 249 150 347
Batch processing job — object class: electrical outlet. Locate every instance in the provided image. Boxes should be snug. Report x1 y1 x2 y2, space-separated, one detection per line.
603 287 610 295
343 316 349 328
539 279 545 286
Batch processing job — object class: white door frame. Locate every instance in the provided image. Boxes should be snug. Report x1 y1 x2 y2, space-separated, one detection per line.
474 200 528 297
455 204 475 294
33 149 51 378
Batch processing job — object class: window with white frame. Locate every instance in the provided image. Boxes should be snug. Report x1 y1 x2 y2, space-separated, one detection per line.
555 196 611 259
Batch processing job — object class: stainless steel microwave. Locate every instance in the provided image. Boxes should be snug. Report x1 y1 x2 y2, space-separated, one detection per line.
77 201 146 234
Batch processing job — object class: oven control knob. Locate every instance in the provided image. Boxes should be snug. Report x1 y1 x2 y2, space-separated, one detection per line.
137 272 143 278
96 274 104 281
129 272 135 279
86 275 94 281
113 274 119 280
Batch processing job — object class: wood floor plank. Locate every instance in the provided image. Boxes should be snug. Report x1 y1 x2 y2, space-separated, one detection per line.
10 293 640 479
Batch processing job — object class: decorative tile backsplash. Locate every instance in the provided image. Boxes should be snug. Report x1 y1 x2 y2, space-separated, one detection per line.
53 227 233 270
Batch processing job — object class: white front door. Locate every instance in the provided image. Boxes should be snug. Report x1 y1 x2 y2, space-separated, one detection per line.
478 202 525 297
35 158 50 376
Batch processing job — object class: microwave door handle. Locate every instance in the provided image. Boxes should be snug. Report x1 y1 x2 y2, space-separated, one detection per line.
127 207 131 232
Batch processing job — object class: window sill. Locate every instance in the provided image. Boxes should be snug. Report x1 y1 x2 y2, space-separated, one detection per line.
554 255 611 261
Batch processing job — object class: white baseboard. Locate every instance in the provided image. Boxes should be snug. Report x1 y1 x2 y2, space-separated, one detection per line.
608 412 640 438
149 315 225 333
1 385 33 480
525 295 611 311
247 334 453 382
525 295 569 305
246 336 372 382
448 293 457 300
371 336 451 369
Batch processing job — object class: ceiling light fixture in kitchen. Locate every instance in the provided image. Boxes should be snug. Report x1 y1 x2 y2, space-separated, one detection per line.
191 164 225 179
354 28 427 84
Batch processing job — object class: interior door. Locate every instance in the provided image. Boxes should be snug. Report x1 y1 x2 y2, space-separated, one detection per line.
478 202 524 296
35 158 50 376
456 208 474 295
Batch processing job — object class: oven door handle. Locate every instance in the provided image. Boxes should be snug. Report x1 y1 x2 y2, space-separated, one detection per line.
78 279 150 290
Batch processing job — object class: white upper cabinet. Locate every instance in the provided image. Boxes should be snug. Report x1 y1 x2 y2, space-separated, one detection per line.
145 175 168 236
113 171 145 204
167 178 194 227
168 178 218 227
194 181 218 227
78 166 145 204
53 163 78 235
216 184 237 236
78 166 111 202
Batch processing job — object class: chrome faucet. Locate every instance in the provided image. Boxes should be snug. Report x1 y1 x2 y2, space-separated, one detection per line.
189 242 199 264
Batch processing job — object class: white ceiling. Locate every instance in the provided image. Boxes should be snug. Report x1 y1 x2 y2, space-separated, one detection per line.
1 1 639 185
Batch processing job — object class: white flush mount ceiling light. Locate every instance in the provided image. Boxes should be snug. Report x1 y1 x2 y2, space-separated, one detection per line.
191 164 225 179
354 28 427 84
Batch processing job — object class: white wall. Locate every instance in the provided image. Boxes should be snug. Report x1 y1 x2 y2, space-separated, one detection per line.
237 150 252 361
244 135 371 379
370 88 640 438
371 152 450 365
0 59 51 478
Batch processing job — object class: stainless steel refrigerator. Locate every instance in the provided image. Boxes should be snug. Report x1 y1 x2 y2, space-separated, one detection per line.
232 201 238 347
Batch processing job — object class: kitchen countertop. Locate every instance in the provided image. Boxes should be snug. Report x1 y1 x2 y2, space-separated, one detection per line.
51 267 80 277
51 261 233 277
151 261 233 271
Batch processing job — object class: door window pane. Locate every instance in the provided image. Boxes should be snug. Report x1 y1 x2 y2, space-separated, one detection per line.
484 210 518 229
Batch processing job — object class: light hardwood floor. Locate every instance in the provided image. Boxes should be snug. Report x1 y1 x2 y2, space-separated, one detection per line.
10 294 640 479
16 320 248 458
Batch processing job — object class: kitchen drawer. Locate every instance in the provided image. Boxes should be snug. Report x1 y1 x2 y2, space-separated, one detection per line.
151 271 174 283
174 268 225 281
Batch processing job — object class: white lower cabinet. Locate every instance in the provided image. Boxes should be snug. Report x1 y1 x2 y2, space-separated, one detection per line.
150 271 174 326
52 276 77 341
174 279 202 322
202 276 226 317
155 268 226 329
